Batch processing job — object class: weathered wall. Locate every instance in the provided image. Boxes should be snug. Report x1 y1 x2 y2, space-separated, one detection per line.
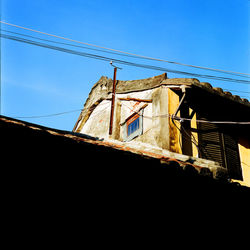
167 89 201 158
168 88 181 154
151 86 170 150
118 89 153 143
80 100 111 138
80 88 156 142
74 74 167 132
190 111 199 158
80 86 172 150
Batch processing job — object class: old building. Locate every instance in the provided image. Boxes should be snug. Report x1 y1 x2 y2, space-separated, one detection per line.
2 75 249 239
74 73 250 187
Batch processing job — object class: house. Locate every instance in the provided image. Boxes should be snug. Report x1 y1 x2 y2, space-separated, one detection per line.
73 73 250 187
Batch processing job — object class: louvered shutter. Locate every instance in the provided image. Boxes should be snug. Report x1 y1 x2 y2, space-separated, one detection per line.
223 134 243 180
197 116 243 180
197 121 225 167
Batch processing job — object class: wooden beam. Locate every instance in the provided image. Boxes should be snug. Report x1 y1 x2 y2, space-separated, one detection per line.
119 97 152 103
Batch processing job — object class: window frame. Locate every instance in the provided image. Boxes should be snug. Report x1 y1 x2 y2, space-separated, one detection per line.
123 109 143 142
127 113 140 136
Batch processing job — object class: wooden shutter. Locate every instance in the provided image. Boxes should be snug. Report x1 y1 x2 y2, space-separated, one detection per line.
197 121 225 167
197 116 243 180
223 133 243 180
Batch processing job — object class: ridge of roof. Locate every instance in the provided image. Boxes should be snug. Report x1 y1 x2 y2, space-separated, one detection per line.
85 74 250 112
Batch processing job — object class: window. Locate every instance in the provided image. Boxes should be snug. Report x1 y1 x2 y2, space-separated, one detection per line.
197 117 243 180
127 114 140 136
123 110 143 142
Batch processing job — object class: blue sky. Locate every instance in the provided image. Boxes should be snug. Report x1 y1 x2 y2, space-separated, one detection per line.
1 0 250 130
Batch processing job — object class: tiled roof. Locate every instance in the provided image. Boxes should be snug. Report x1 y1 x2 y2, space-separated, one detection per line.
0 115 228 181
2 114 250 201
86 74 250 109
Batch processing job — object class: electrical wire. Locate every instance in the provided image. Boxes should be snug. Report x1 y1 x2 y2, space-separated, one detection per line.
1 33 250 85
0 28 145 60
12 109 82 119
1 20 250 78
121 101 250 125
223 89 250 95
9 100 111 119
6 100 250 125
1 29 249 97
173 116 250 125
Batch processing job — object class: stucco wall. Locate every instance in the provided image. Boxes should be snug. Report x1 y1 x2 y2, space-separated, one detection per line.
168 88 181 154
80 86 172 150
80 100 111 138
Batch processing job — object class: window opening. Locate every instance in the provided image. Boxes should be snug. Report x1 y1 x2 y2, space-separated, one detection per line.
127 114 140 136
123 109 143 142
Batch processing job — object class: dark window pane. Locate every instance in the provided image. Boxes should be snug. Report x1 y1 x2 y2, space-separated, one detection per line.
127 117 140 136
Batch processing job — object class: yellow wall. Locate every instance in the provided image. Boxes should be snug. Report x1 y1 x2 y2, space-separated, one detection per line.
190 111 199 158
236 138 250 187
168 89 182 154
167 89 198 157
167 89 250 188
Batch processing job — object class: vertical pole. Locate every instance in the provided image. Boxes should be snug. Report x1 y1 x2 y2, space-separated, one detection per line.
180 99 193 156
109 67 117 135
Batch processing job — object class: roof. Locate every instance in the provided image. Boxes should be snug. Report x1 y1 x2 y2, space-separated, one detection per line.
74 74 250 132
84 73 250 107
2 115 250 205
0 115 242 181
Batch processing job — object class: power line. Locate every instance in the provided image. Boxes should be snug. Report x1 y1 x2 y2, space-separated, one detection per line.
11 109 83 119
223 89 250 95
1 20 250 78
173 116 250 125
1 33 250 85
121 102 250 125
1 28 141 60
3 28 250 84
7 104 250 124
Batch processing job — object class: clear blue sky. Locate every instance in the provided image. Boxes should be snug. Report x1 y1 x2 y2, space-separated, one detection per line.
1 0 250 131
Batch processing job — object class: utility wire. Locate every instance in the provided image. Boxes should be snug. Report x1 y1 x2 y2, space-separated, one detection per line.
0 28 143 60
173 116 250 125
3 28 250 83
8 103 250 125
223 89 250 95
11 109 82 119
6 88 250 124
1 33 250 85
121 102 250 125
1 20 250 78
